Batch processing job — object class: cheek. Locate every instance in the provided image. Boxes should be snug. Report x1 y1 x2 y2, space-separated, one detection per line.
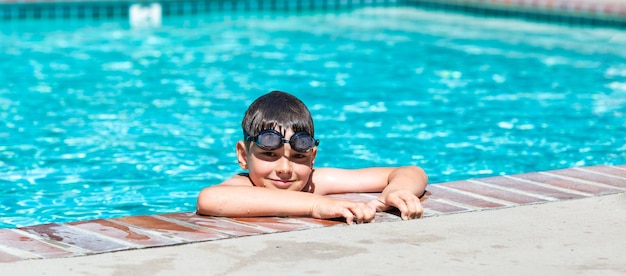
247 161 272 179
252 161 274 172
293 163 314 178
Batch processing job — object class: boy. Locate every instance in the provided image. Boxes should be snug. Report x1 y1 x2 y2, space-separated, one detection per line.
196 91 428 224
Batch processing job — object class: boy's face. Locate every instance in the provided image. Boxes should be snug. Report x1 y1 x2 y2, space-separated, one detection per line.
236 128 317 191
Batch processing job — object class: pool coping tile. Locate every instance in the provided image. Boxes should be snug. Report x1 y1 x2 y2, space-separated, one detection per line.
111 216 230 242
158 213 273 237
550 167 626 189
0 229 78 260
442 179 549 205
581 165 626 179
516 172 624 195
68 219 181 248
421 198 473 214
408 0 626 23
0 251 23 263
19 223 130 253
475 175 587 201
425 184 511 209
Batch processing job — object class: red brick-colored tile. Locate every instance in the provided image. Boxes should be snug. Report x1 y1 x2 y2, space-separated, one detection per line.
0 229 76 259
295 212 400 225
229 217 317 232
515 172 621 195
161 213 270 236
69 219 178 247
550 167 626 189
428 184 508 209
444 180 546 204
421 198 473 214
289 217 346 227
0 251 23 263
113 216 228 242
583 166 626 178
477 175 586 200
327 193 374 202
20 224 128 253
364 190 430 202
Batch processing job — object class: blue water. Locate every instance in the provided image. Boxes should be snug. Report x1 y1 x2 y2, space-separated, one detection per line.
1 7 625 228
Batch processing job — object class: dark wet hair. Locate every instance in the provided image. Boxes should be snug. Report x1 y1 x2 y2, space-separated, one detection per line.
242 91 315 140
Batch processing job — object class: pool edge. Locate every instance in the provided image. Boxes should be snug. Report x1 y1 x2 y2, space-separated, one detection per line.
1 164 624 263
1 0 626 28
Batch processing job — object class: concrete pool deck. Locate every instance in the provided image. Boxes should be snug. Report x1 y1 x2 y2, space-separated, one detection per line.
2 193 625 275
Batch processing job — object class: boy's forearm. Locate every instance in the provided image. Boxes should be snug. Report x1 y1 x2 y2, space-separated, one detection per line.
196 185 318 217
381 166 428 197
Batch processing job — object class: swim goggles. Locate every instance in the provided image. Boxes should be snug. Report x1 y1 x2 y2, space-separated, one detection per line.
245 129 320 153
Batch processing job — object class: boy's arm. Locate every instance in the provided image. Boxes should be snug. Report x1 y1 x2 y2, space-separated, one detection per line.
196 185 376 224
313 166 427 195
313 166 428 220
376 166 428 220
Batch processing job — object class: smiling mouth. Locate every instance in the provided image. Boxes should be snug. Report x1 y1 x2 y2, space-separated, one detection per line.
270 179 294 188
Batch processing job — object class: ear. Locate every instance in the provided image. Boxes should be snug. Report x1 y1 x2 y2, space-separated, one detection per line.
310 147 318 168
236 141 249 170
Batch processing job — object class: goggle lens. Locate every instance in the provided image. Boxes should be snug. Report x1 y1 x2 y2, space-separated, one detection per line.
247 130 319 153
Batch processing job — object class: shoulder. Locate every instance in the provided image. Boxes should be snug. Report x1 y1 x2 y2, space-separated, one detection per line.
220 173 254 186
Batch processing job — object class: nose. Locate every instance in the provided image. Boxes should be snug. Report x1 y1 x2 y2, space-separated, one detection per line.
275 155 292 175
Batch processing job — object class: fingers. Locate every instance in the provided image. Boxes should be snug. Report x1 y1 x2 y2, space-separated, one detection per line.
366 199 387 212
312 197 377 225
401 195 423 220
342 209 354 225
344 202 376 225
404 197 423 219
386 192 424 220
311 197 380 225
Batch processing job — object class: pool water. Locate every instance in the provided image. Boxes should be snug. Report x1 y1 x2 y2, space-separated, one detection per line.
1 7 625 228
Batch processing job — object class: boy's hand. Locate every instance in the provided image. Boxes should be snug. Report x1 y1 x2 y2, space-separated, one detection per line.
310 197 376 225
377 190 423 220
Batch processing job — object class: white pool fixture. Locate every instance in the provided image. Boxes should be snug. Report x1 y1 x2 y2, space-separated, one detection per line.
129 3 162 28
